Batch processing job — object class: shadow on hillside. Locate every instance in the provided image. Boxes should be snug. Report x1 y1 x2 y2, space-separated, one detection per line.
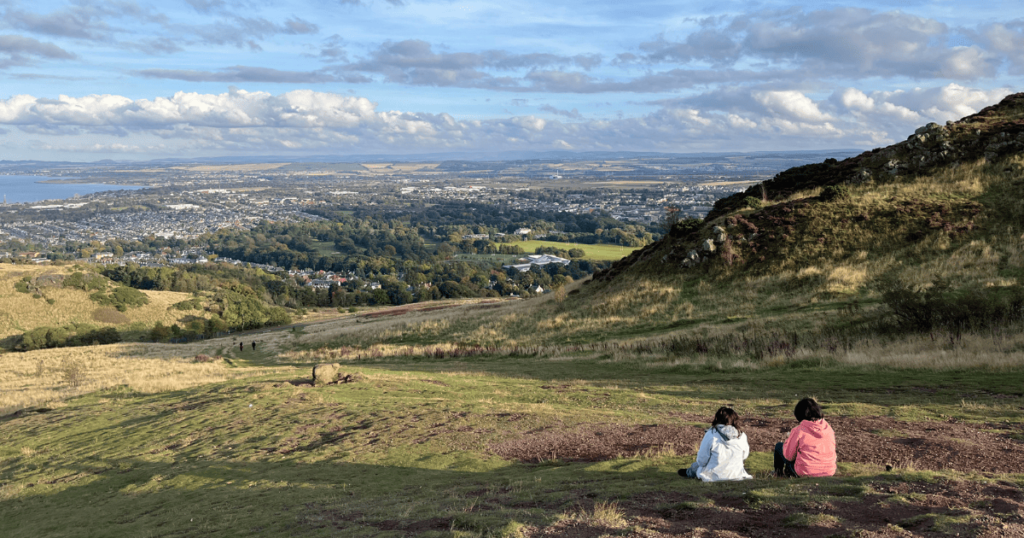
0 453 686 537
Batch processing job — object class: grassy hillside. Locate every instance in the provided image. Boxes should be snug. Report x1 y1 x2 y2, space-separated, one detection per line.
0 264 208 339
2 344 1023 537
3 95 1024 537
350 95 1024 357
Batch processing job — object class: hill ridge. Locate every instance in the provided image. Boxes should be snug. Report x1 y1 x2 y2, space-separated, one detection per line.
595 91 1024 283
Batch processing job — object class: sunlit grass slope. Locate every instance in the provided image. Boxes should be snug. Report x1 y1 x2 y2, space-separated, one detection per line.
0 342 280 415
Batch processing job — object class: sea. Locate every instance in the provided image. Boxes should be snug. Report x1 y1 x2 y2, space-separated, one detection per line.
0 175 145 204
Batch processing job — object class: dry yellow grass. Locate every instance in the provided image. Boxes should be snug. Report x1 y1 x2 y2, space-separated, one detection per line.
0 343 280 415
0 264 206 338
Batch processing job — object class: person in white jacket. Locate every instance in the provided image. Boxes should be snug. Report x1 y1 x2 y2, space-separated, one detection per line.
678 407 754 482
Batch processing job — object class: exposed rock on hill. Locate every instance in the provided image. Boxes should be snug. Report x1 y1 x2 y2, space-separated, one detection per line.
710 92 1024 220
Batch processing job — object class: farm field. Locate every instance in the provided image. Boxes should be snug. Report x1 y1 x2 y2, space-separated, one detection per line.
516 240 639 260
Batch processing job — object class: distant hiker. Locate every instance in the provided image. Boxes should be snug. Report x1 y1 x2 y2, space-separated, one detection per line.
678 406 753 482
240 342 244 352
774 397 836 478
251 341 256 351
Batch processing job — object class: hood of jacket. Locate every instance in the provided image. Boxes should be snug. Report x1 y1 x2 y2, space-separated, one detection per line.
714 424 741 440
800 419 832 435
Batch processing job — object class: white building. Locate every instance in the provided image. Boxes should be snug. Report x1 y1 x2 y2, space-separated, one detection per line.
502 254 571 272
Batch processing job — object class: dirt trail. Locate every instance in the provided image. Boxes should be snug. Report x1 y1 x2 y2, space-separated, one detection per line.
491 415 1024 473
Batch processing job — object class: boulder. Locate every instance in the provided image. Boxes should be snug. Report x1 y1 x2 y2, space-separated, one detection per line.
712 225 726 235
715 232 728 244
702 239 716 253
312 363 354 386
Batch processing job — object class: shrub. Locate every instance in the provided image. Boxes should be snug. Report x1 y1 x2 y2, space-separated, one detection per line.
59 358 86 387
14 281 30 293
64 271 106 291
743 196 764 210
535 246 570 258
568 248 586 258
669 218 702 237
150 322 171 342
91 286 150 311
820 184 850 202
11 325 121 351
172 297 204 311
880 279 1024 332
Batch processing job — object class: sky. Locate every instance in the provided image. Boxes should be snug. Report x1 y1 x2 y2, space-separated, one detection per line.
0 0 1022 161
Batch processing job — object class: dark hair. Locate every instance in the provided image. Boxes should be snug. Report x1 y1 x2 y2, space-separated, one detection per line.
794 398 823 421
711 406 741 430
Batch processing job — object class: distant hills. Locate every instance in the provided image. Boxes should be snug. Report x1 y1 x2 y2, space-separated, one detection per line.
2 149 862 167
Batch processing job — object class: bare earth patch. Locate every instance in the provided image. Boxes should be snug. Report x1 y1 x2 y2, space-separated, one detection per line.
491 415 1024 473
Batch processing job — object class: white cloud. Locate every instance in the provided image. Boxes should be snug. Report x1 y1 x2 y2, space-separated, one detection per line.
837 88 875 112
753 90 832 123
0 85 1015 159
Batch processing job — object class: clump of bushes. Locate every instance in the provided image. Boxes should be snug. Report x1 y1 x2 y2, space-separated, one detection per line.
669 218 702 237
13 325 121 352
743 196 764 210
60 358 87 387
535 246 570 258
820 184 851 202
172 297 204 311
90 286 150 312
880 279 1024 332
64 271 107 291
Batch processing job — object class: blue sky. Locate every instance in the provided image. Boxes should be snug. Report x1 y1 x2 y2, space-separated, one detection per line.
0 0 1021 160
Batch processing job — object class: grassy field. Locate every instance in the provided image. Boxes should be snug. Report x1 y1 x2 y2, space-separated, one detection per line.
516 240 639 261
1 338 1022 537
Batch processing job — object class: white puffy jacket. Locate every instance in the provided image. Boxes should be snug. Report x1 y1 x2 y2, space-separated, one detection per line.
692 425 753 482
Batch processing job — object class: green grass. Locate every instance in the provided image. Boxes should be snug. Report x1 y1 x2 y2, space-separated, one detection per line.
516 240 638 260
310 240 341 255
2 353 1023 537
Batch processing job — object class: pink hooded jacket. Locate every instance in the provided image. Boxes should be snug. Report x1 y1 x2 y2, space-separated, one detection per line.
782 419 836 477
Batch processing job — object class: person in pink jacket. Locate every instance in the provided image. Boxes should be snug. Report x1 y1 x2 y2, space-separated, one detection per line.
774 397 836 477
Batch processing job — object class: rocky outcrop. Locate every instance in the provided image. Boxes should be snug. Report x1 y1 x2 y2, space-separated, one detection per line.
591 92 1024 284
707 92 1024 221
312 363 355 386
